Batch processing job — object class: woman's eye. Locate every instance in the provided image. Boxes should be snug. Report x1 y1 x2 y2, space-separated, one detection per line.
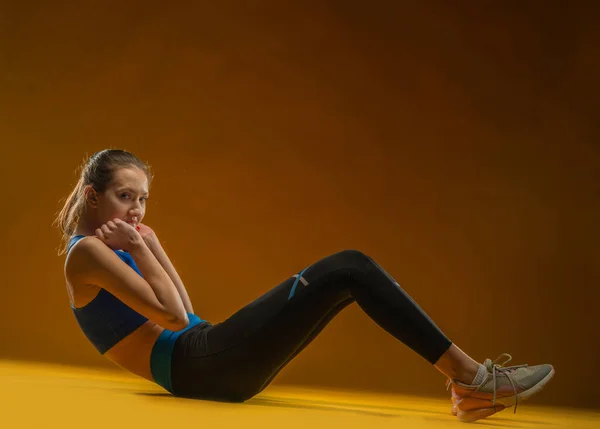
121 193 130 199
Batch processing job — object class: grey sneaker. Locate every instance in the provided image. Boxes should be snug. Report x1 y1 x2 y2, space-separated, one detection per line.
446 353 555 422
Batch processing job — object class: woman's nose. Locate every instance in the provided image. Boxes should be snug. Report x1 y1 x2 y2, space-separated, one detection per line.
129 208 142 217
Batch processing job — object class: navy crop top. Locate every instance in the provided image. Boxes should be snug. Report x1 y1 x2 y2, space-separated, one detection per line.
67 235 149 354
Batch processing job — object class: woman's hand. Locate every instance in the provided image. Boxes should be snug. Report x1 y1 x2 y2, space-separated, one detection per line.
95 218 143 252
136 223 158 249
136 222 155 240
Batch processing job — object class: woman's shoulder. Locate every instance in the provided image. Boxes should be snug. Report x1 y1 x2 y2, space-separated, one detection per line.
64 236 106 277
66 235 100 258
64 236 102 297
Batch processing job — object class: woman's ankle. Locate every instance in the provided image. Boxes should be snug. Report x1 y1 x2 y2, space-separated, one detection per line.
455 362 481 385
434 344 481 384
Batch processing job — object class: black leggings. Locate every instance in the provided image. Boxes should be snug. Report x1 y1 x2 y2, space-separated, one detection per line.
170 249 452 401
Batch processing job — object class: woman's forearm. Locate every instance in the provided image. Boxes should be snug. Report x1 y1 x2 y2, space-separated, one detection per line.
142 234 195 314
127 240 188 327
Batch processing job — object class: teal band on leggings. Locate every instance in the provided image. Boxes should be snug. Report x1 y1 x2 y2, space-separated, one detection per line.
150 312 205 393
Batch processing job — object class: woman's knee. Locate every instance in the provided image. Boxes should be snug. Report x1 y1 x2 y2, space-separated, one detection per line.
330 249 374 268
327 249 396 286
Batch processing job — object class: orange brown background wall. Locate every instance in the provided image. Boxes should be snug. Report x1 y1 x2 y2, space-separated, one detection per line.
0 1 598 409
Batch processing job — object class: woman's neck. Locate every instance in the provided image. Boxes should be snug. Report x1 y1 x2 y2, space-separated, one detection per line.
73 218 98 237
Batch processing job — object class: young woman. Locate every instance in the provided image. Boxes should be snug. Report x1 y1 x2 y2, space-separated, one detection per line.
56 149 554 423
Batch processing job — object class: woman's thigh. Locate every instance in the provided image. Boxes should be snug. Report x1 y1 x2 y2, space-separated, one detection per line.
171 253 362 400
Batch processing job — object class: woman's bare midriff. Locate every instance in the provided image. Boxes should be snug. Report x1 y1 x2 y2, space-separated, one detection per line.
68 282 164 383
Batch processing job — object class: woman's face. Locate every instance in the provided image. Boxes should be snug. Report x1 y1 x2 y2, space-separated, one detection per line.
93 167 149 228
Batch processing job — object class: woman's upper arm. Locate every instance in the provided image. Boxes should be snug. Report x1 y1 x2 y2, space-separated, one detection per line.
66 237 185 331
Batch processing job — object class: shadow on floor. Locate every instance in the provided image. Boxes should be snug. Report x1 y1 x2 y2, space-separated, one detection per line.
134 391 550 426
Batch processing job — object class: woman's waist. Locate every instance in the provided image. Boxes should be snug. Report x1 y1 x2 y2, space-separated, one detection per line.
104 321 164 381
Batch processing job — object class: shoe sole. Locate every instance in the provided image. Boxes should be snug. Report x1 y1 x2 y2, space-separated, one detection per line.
455 367 555 423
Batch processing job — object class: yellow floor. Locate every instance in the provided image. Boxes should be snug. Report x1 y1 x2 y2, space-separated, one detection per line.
1 359 597 429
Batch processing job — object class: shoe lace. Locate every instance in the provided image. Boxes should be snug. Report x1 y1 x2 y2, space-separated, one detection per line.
445 353 528 414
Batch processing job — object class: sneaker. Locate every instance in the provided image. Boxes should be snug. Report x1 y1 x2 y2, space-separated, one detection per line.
446 353 555 422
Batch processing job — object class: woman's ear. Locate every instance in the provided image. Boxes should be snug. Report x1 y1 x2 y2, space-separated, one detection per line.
84 185 99 208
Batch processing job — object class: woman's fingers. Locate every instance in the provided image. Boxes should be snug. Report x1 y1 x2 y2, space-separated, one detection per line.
95 219 137 246
95 228 105 240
